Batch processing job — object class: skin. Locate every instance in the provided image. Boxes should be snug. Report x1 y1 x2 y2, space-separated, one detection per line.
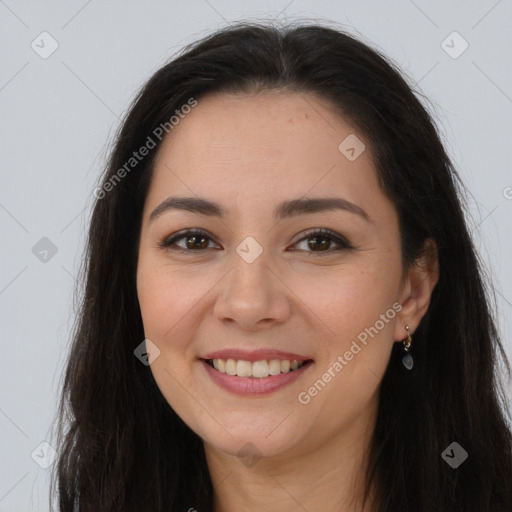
136 90 439 511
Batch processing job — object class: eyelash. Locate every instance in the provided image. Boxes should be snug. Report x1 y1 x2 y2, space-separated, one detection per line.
159 228 352 256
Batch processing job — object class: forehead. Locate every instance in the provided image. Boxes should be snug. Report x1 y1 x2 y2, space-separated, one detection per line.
156 90 365 165
145 90 392 223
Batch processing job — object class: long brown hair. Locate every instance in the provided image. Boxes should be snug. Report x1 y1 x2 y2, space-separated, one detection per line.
50 21 512 511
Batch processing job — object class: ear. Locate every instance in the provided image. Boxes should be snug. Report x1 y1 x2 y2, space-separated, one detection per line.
393 238 440 342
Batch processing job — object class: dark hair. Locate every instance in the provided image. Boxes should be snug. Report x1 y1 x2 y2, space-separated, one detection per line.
50 20 512 512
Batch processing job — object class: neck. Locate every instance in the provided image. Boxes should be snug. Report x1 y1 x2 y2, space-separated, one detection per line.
204 396 379 512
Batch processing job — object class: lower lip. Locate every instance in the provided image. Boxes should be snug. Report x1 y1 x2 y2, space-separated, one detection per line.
200 359 313 396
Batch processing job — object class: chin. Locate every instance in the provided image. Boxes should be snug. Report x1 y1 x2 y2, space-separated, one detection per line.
200 422 306 462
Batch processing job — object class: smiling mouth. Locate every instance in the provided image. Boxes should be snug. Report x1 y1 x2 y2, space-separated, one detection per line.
203 358 313 378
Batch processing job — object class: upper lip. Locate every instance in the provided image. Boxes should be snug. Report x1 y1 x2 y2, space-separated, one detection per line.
201 349 312 362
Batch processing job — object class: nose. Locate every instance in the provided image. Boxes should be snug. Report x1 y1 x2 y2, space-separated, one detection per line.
213 249 292 331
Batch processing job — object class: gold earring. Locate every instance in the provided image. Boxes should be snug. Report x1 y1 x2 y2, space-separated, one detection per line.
402 325 413 370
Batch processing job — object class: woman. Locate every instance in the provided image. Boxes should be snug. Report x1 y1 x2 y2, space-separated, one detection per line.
50 21 512 512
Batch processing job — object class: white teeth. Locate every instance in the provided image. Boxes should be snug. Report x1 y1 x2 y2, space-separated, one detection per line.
252 360 269 378
268 359 281 375
225 358 237 375
209 358 305 378
236 360 252 377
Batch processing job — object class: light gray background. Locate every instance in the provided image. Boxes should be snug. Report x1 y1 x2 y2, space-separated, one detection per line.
1 1 511 510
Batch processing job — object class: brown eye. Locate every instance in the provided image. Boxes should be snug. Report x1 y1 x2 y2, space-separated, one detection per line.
160 228 351 255
182 233 209 250
160 229 219 252
292 229 351 254
307 236 330 251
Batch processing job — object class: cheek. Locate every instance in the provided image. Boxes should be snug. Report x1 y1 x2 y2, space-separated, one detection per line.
294 268 397 435
137 260 205 340
286 256 400 411
288 260 400 345
136 262 207 424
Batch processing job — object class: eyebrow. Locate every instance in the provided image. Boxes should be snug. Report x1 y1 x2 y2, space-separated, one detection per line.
149 196 370 222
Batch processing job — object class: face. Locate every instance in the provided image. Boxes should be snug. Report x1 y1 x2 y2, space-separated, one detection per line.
136 90 409 462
